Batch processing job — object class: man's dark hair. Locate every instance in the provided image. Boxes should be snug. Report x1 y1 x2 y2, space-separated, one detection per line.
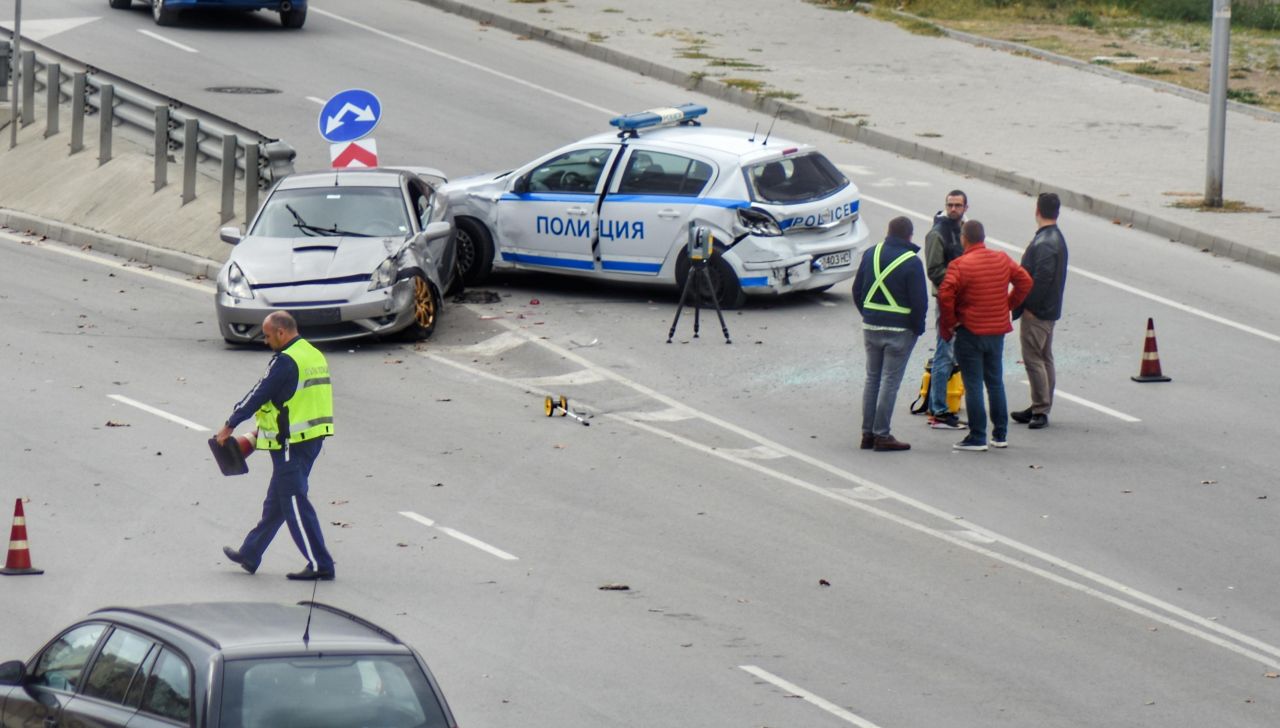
1037 192 1061 220
962 220 985 244
947 189 968 205
887 216 913 240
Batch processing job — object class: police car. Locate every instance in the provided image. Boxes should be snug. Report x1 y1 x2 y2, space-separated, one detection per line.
443 105 869 307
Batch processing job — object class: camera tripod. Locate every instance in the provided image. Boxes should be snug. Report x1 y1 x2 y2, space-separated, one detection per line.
666 258 732 344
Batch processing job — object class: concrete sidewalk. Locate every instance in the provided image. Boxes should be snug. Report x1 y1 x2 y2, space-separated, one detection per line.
418 0 1280 273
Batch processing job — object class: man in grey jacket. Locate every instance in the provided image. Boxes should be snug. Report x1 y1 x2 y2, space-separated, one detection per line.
923 190 968 430
1011 193 1069 430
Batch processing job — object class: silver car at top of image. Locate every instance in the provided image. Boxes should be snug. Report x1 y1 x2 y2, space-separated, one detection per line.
215 167 458 345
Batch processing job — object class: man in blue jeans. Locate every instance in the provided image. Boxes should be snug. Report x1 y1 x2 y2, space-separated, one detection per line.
924 190 968 429
853 216 928 452
937 221 1031 451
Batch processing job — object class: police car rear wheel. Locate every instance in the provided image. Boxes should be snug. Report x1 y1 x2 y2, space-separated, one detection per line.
455 217 494 285
280 5 306 28
404 275 440 340
152 0 177 25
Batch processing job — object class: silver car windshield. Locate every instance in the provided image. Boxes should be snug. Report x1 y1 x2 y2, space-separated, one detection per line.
746 152 848 204
251 187 412 238
220 654 450 728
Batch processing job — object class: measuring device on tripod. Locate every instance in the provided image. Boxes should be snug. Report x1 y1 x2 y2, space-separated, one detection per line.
666 223 732 344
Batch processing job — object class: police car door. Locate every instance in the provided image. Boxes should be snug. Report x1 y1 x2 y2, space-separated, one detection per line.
597 148 712 277
496 146 617 273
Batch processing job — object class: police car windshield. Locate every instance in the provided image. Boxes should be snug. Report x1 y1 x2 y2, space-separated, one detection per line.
252 187 411 238
747 153 848 204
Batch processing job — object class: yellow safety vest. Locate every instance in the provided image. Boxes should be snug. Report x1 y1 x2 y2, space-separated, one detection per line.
862 244 917 315
254 339 334 450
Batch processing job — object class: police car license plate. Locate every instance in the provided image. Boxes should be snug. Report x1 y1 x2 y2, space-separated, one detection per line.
820 251 852 269
290 307 341 325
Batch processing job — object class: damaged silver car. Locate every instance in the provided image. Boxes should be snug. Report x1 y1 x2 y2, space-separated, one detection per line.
215 168 457 344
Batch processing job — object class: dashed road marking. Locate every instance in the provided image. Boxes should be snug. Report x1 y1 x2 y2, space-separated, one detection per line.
515 368 608 387
107 394 208 432
740 665 886 727
399 511 518 561
137 29 198 53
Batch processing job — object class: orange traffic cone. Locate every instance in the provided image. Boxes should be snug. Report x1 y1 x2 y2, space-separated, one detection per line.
1 499 44 575
1131 318 1171 383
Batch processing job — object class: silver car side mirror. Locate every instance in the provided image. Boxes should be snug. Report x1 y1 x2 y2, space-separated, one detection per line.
219 226 243 245
423 221 452 240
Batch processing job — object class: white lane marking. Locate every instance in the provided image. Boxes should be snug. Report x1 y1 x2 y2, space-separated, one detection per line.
0 233 212 293
618 407 695 422
715 445 786 460
624 413 1280 669
399 511 518 561
858 192 1280 344
107 394 209 432
739 666 886 728
137 29 198 53
305 96 326 105
515 368 608 387
438 331 528 357
310 8 618 116
436 526 519 561
436 316 1280 667
1020 381 1141 423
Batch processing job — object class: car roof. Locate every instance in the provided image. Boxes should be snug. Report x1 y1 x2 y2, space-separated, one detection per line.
577 125 815 161
90 602 406 653
276 169 406 190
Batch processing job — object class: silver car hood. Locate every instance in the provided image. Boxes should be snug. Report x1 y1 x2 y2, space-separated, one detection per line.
234 235 403 285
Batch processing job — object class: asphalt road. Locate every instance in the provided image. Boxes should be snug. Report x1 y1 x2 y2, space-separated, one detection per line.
2 2 1280 726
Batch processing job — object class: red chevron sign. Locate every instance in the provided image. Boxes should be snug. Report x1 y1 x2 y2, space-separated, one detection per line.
330 139 378 169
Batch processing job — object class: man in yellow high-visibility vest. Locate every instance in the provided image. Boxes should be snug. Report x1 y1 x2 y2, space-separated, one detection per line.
852 216 928 452
217 311 336 580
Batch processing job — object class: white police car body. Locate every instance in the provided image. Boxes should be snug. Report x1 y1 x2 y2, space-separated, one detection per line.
444 105 868 306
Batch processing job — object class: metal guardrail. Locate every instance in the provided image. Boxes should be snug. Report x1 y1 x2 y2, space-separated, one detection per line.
1 31 295 223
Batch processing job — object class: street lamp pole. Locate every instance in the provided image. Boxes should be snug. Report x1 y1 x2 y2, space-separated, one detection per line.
8 0 21 150
1205 0 1231 207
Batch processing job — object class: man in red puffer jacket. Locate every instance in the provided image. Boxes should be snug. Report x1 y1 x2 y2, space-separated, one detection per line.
938 220 1032 452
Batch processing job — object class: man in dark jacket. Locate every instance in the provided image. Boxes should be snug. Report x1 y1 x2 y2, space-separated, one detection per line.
923 190 968 429
853 216 928 452
938 220 1032 452
1011 193 1069 430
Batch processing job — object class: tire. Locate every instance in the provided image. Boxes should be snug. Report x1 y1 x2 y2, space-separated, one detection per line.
280 6 306 28
402 274 440 341
108 0 132 9
454 217 494 285
152 0 178 25
677 253 746 310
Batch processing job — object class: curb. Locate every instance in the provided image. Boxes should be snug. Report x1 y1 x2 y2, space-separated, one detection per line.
412 0 1280 275
0 208 221 280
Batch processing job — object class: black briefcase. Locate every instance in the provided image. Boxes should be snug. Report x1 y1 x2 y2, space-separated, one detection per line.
208 436 249 476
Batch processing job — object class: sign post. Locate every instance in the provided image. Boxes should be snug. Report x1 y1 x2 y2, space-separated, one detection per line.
9 0 21 150
318 88 381 168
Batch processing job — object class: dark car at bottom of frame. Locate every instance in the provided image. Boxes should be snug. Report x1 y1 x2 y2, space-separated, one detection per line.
0 601 457 728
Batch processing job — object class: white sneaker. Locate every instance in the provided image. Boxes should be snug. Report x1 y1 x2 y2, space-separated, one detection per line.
991 438 1008 449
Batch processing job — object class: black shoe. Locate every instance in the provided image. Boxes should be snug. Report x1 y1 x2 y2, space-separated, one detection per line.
873 435 911 452
223 546 257 575
1011 408 1033 424
1028 414 1049 429
860 433 875 450
286 566 335 581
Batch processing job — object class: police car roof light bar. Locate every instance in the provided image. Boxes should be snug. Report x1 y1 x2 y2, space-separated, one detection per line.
610 104 708 137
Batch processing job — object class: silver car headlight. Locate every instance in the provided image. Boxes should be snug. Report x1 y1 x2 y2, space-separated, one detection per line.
225 262 253 299
737 207 783 237
369 257 397 291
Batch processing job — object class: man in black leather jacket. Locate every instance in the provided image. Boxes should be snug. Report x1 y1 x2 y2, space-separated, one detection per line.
1011 193 1069 430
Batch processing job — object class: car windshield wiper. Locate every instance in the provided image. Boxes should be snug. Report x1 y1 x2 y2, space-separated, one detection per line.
286 204 331 237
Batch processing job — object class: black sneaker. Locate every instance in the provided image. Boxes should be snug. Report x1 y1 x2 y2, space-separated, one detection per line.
953 437 988 452
1011 408 1033 424
1028 414 1049 429
929 413 966 430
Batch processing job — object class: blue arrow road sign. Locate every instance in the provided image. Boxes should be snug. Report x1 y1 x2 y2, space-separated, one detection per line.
318 89 381 144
